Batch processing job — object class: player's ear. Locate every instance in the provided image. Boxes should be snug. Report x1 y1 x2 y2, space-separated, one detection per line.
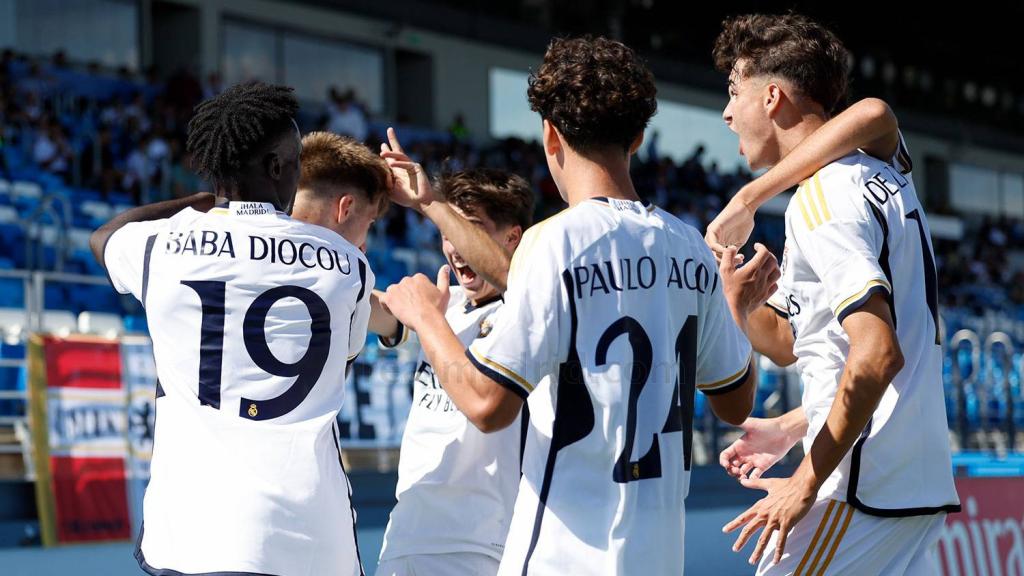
763 83 784 118
265 151 283 181
542 119 561 158
504 225 522 251
336 194 354 223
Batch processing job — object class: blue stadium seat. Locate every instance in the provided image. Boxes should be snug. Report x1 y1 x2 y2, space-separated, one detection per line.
43 284 72 311
0 341 26 416
124 314 148 334
0 278 24 308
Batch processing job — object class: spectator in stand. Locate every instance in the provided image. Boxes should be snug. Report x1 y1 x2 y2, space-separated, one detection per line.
122 134 154 204
327 86 368 142
33 118 71 178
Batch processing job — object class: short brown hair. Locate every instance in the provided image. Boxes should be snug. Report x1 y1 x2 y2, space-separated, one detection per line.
439 169 534 232
528 36 657 154
299 131 390 213
713 14 850 115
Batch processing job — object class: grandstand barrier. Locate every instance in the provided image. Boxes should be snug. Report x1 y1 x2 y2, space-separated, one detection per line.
985 332 1017 451
951 329 982 449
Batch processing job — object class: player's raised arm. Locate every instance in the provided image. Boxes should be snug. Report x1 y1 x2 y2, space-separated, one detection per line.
89 192 217 268
706 98 900 258
381 127 513 291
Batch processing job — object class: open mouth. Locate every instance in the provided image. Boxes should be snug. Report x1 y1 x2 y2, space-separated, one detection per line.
453 262 479 286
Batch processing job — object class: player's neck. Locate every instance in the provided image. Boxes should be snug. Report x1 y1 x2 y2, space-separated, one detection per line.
776 113 827 160
561 154 640 207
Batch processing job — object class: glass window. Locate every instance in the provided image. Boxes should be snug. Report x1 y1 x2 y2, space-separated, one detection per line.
283 35 383 113
222 21 278 87
11 0 139 69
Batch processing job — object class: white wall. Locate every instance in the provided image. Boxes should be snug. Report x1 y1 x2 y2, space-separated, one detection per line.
152 0 1024 184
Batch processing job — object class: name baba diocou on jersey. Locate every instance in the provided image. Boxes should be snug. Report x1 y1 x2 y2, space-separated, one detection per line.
570 256 716 300
163 229 356 274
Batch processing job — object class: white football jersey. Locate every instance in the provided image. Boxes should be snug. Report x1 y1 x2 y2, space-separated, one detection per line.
105 201 372 576
467 198 752 575
769 136 960 516
378 287 524 564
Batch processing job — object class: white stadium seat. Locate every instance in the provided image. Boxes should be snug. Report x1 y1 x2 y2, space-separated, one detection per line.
77 311 124 338
41 311 77 337
0 206 18 224
12 180 42 200
0 307 28 340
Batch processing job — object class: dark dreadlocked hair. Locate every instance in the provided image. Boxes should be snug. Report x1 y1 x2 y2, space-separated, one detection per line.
186 80 299 187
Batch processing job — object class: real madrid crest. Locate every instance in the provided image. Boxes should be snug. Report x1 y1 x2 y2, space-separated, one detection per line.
478 318 494 338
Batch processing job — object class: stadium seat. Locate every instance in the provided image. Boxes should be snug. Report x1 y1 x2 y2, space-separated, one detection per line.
0 308 28 339
0 206 18 224
77 311 124 338
67 228 93 252
0 278 24 308
11 181 42 201
80 200 113 221
124 314 148 334
41 311 77 336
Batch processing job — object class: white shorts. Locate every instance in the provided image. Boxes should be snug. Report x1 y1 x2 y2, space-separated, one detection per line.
375 552 500 576
757 498 946 576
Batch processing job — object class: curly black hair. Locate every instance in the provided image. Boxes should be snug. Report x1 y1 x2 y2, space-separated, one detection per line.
186 80 299 186
527 36 657 154
713 13 850 116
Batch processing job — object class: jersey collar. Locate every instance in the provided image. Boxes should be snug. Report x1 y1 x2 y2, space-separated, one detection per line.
590 196 656 213
227 201 281 217
464 293 503 313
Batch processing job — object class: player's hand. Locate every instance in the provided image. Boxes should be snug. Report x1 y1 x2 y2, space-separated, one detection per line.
723 475 817 566
719 243 780 321
719 417 797 480
189 192 218 213
380 127 441 212
706 192 758 262
381 265 451 333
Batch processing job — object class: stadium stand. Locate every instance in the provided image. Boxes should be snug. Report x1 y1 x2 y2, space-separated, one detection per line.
1 47 1023 459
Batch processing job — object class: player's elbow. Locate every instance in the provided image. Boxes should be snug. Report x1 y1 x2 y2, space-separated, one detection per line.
857 98 897 129
709 371 756 426
847 339 904 394
467 393 523 434
89 229 109 267
716 402 751 427
765 348 797 368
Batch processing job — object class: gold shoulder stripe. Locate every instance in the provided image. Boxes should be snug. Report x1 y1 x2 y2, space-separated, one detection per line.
795 185 817 230
813 172 832 223
803 184 824 227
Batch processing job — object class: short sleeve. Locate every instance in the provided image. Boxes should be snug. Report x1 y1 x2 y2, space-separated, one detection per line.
348 258 374 360
696 263 753 396
791 173 891 324
466 226 567 399
104 219 169 304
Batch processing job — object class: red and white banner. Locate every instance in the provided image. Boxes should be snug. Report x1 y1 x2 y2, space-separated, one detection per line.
27 334 156 546
940 477 1024 575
